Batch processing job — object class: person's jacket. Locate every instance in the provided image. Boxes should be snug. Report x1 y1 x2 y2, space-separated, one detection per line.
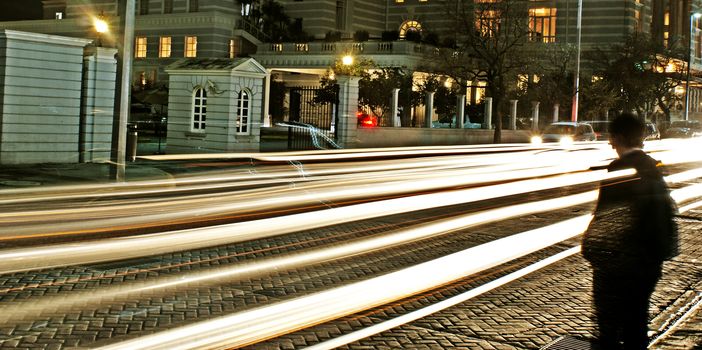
582 150 678 270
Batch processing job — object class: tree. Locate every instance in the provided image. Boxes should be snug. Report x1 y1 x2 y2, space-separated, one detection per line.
314 60 421 127
431 0 532 142
416 75 460 125
588 32 686 121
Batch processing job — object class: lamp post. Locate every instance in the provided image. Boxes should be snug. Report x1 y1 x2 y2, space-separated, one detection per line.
110 0 136 181
93 11 108 47
570 0 583 122
684 12 701 121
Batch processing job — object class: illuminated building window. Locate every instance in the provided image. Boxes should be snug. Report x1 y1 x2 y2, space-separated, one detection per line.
395 0 404 3
236 90 250 134
476 10 500 37
163 0 173 14
185 36 197 57
135 37 147 58
159 36 171 58
55 12 63 19
419 0 427 2
529 8 556 42
399 20 422 38
192 87 207 131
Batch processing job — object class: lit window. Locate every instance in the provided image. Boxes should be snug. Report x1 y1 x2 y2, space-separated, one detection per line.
55 12 63 20
529 8 557 43
399 20 421 38
164 0 173 13
395 0 404 3
189 0 199 12
229 39 238 58
192 87 207 131
664 12 669 26
185 36 197 57
135 37 147 58
241 3 251 16
419 0 427 2
236 90 250 134
475 10 500 37
159 36 171 58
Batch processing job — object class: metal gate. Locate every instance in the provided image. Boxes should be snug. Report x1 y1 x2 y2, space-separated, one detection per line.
287 86 340 150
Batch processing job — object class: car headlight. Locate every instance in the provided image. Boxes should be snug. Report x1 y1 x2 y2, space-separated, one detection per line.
530 136 543 144
559 136 574 145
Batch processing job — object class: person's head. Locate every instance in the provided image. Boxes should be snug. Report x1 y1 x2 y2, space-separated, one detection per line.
609 113 645 156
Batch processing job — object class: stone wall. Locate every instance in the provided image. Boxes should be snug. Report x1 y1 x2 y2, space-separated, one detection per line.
0 30 113 164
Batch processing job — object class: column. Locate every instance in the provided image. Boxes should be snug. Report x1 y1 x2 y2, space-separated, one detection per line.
425 91 435 128
336 75 361 148
484 97 493 129
532 101 541 131
456 94 466 129
81 46 118 163
391 88 400 127
552 103 559 123
509 99 518 130
263 70 272 127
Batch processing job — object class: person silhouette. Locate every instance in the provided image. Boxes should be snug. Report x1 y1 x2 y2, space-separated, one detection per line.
582 113 678 350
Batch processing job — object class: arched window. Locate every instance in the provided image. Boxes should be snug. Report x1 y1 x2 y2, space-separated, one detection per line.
192 87 207 131
236 90 250 134
399 20 422 39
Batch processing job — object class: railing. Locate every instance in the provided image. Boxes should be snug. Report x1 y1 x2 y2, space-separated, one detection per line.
236 17 270 42
256 40 433 56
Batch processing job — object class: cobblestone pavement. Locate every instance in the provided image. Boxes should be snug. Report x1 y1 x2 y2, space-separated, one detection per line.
0 164 700 349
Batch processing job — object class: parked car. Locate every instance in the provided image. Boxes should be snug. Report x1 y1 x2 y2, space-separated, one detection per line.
583 121 611 141
357 111 378 128
531 122 597 144
662 120 702 138
645 122 660 140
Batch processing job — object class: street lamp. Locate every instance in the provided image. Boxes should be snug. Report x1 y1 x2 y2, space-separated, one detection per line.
342 55 354 66
570 0 583 122
684 12 702 121
93 11 108 47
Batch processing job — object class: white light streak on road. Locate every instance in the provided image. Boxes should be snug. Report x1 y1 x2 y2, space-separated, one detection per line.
95 216 595 350
0 169 632 273
0 191 598 324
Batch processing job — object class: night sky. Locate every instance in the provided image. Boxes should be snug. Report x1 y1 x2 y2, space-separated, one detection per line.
0 0 43 21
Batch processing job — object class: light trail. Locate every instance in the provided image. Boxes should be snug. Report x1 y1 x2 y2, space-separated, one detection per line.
304 247 583 350
0 191 598 325
94 216 595 350
0 169 632 273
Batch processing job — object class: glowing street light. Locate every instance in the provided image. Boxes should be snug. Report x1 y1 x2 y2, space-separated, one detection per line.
684 12 702 121
93 11 108 46
342 55 354 66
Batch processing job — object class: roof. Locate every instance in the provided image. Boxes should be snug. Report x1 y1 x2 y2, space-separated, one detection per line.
165 57 268 76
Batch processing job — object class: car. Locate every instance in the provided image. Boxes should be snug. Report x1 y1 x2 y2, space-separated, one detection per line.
357 111 378 128
531 122 597 144
662 120 702 138
645 122 660 140
583 121 611 141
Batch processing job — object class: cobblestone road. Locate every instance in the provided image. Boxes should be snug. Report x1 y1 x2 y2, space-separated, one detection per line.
0 162 700 349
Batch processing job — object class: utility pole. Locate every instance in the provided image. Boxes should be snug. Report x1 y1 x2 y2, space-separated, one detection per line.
110 0 135 181
570 0 582 122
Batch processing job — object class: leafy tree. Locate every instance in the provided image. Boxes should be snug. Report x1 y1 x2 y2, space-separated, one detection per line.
588 32 686 121
416 75 460 125
430 0 532 142
517 44 576 120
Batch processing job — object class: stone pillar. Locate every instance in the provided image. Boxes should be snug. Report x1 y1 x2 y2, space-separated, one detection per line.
81 46 118 163
552 103 559 123
484 97 493 129
425 91 435 128
509 99 518 130
391 88 400 127
263 70 272 127
336 75 361 148
532 101 541 131
456 95 466 129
